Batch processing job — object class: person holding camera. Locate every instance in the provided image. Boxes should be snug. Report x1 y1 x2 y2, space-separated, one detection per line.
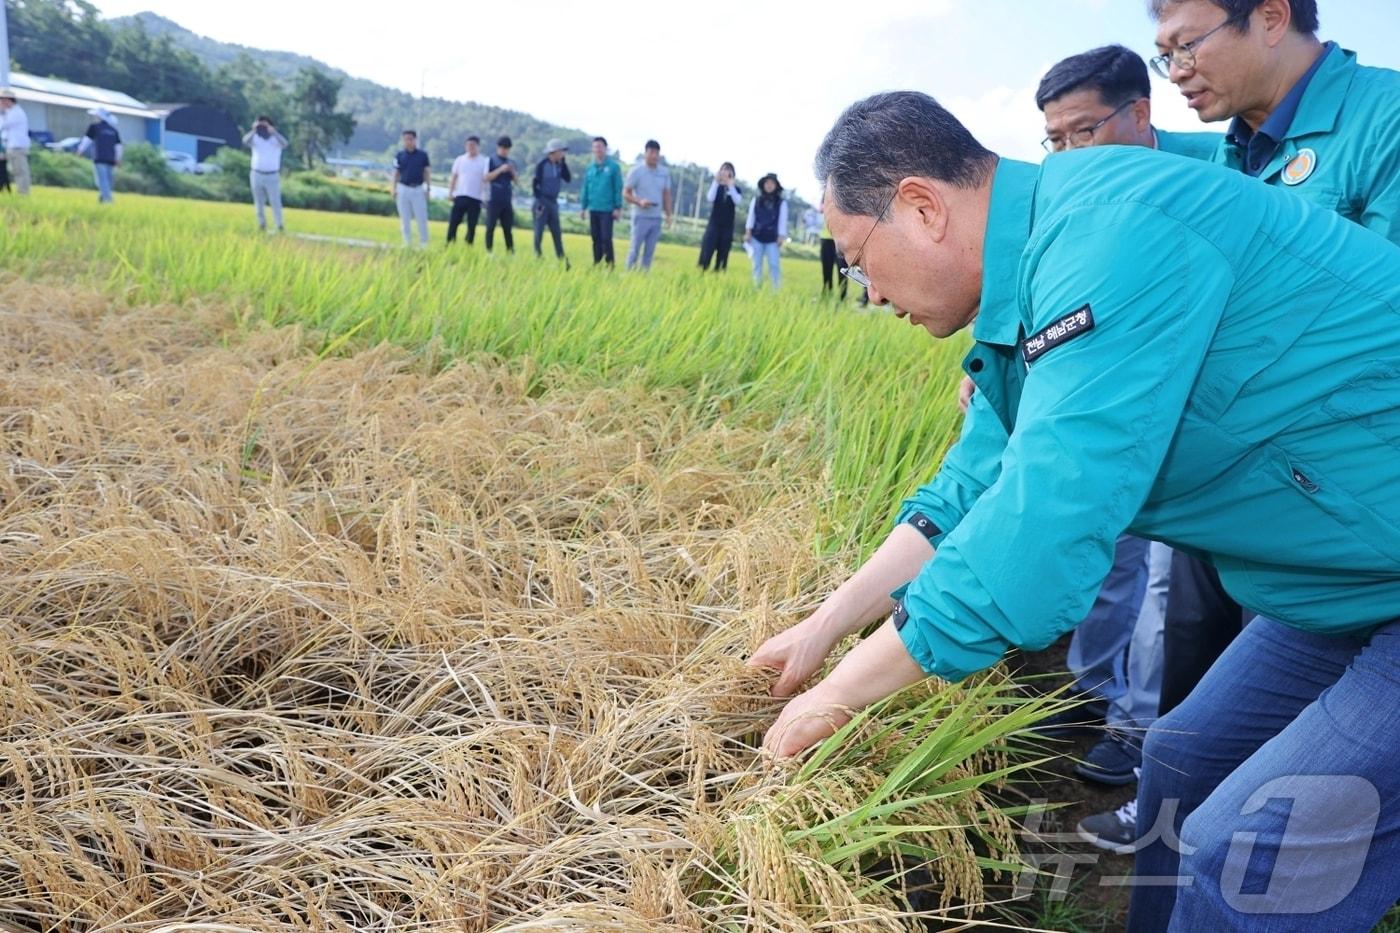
242 115 289 232
698 162 741 272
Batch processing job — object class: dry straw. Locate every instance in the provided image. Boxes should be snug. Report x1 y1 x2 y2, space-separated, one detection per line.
0 284 1053 931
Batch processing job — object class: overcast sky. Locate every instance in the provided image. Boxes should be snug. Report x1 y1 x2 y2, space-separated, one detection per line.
92 0 1400 202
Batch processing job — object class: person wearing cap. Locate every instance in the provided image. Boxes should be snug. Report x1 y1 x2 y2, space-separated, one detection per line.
624 139 672 271
532 138 572 264
579 136 624 267
242 115 289 232
76 108 123 204
392 130 432 247
447 135 488 246
483 135 519 254
744 173 788 289
0 90 32 196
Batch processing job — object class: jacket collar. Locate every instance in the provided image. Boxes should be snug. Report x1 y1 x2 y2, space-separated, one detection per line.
1224 44 1359 181
972 158 1039 348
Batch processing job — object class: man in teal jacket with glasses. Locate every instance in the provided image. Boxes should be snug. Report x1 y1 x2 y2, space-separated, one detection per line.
749 90 1400 931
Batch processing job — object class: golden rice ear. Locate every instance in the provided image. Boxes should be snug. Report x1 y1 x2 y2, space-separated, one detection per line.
0 281 1031 929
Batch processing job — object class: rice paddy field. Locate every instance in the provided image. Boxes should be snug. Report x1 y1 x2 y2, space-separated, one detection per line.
0 189 1070 930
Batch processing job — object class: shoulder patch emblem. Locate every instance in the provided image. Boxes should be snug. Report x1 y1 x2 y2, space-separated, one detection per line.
1282 148 1317 186
1022 304 1095 365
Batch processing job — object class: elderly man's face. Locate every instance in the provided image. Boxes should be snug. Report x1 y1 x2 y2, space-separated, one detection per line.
0 98 12 112
824 179 979 339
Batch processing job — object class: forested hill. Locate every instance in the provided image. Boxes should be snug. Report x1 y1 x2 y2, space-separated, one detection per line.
8 3 809 216
112 13 588 168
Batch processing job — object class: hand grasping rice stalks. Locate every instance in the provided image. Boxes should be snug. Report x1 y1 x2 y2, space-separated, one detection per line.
0 284 1058 931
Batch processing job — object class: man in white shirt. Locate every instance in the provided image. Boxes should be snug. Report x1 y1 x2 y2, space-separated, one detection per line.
242 115 289 232
0 90 32 196
446 135 488 245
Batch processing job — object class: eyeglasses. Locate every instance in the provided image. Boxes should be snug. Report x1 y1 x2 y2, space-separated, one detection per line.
1149 16 1238 79
1041 98 1143 153
840 186 900 290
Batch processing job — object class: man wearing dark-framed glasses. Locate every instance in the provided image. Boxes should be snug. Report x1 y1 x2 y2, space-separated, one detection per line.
1039 45 1219 159
1149 0 1400 224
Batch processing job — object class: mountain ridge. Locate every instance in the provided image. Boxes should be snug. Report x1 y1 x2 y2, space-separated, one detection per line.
111 12 590 167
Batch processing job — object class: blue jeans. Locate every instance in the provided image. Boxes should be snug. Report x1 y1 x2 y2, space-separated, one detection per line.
1130 616 1400 931
1066 534 1150 711
93 161 115 203
750 240 781 288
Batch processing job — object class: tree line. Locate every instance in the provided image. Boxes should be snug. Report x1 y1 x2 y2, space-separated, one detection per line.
5 0 355 169
6 1 812 217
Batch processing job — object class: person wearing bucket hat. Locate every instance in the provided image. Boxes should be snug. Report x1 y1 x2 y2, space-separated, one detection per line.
77 108 123 204
0 89 32 196
744 173 788 289
532 138 572 265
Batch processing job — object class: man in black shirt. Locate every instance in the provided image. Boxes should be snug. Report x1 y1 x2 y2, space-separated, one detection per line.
483 135 519 253
391 130 431 247
77 108 122 204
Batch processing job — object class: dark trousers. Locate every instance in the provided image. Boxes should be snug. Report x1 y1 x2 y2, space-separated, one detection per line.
1158 551 1251 716
0 157 9 193
588 211 615 266
485 201 514 253
533 197 566 259
447 196 482 244
819 238 848 298
698 221 735 271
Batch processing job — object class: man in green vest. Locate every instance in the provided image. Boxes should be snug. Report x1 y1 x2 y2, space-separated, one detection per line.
579 136 624 267
751 89 1400 931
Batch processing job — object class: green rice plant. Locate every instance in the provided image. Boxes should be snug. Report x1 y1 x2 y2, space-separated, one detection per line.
1 188 969 557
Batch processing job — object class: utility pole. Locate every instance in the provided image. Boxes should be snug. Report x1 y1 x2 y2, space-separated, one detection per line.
1 0 11 89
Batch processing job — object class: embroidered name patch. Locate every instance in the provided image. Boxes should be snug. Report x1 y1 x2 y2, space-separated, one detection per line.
1022 304 1095 365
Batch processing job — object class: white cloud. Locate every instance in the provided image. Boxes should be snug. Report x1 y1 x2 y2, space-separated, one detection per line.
949 78 1049 164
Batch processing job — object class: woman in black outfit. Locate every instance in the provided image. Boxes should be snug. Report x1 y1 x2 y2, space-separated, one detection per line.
698 162 742 271
819 226 848 300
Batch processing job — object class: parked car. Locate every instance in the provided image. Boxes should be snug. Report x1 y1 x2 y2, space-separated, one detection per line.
163 150 217 175
49 137 83 154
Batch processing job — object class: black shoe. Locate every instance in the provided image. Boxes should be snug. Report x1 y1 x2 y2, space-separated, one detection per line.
1076 786 1140 855
1030 697 1108 738
1074 734 1142 786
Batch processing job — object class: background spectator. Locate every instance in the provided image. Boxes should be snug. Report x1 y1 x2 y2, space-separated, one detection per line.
745 173 787 289
698 162 741 272
447 135 488 245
